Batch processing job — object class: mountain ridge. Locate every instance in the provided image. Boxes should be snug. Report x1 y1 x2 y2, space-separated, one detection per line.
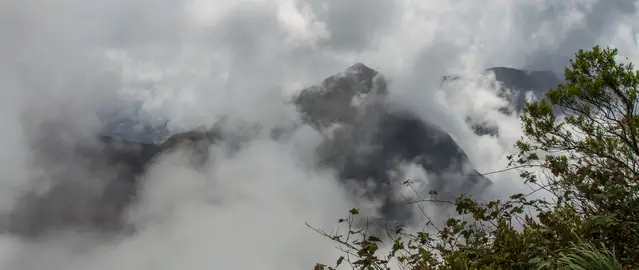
294 63 491 221
3 63 559 238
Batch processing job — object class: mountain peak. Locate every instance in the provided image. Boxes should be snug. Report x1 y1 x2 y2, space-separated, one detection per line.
295 63 387 128
347 62 374 72
340 63 380 86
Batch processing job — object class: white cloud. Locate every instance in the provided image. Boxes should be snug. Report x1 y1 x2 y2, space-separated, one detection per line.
0 0 637 269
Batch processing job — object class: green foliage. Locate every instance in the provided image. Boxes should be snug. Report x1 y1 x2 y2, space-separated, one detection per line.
311 46 639 269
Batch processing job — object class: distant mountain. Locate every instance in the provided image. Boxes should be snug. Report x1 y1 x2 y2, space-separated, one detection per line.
295 63 490 221
98 118 172 145
91 63 494 223
442 67 562 136
487 67 561 112
9 63 529 237
95 63 492 222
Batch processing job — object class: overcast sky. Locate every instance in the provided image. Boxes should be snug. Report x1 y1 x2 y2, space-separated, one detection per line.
0 0 637 269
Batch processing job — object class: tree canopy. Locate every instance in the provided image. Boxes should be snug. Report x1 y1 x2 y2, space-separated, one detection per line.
311 46 639 270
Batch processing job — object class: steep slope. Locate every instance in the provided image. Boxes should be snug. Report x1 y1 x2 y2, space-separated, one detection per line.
295 63 491 221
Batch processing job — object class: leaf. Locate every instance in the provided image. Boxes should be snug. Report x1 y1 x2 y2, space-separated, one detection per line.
349 208 360 216
336 256 344 267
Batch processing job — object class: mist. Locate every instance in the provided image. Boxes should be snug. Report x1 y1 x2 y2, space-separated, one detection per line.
0 0 638 269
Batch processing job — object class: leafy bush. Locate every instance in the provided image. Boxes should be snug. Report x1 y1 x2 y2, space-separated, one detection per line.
311 46 639 269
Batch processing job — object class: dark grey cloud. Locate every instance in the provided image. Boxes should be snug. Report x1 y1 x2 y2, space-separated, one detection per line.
301 0 399 51
519 0 638 72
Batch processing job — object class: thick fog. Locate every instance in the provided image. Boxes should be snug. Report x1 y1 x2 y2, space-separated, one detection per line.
0 0 637 269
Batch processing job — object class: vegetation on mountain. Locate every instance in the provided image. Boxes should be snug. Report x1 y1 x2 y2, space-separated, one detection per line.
311 45 639 269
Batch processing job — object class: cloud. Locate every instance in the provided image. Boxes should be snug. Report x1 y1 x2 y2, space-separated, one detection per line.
0 0 638 269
